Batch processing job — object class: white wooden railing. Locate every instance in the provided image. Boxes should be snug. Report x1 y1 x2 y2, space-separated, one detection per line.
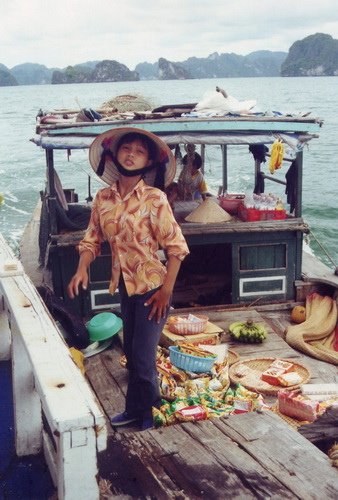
0 233 107 499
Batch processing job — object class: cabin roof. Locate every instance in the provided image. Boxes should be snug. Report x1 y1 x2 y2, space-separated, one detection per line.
32 111 322 150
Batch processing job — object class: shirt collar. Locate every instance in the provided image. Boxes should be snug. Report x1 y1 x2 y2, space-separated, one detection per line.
110 179 147 201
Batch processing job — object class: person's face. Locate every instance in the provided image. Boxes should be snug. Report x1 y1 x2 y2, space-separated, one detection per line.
117 139 152 171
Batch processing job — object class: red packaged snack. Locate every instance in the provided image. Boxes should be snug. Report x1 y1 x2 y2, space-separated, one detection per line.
278 390 319 422
261 367 285 385
175 405 208 422
232 399 254 414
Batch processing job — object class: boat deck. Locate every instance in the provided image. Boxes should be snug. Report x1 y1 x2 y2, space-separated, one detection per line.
84 305 338 498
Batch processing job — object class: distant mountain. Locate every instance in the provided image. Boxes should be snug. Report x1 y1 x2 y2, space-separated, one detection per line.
0 67 18 86
52 65 93 84
91 60 139 82
11 63 53 85
51 60 139 84
135 61 159 80
245 51 287 76
281 33 338 76
136 50 287 80
73 61 100 70
158 58 192 80
2 33 338 86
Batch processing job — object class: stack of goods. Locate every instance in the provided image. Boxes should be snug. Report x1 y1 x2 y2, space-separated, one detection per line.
238 193 286 221
153 383 268 427
229 357 310 394
161 314 223 347
154 345 271 427
277 390 338 423
261 359 303 387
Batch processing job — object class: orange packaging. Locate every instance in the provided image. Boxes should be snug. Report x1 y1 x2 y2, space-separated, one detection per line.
269 359 294 373
261 367 286 386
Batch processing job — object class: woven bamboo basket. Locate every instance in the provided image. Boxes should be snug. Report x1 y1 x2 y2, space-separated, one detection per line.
168 314 209 335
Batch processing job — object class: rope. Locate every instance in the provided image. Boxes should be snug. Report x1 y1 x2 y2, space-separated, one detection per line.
309 229 338 275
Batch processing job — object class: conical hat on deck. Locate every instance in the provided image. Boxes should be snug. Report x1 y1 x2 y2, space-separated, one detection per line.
185 198 232 223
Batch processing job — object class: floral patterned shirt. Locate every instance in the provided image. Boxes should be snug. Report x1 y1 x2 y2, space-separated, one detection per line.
78 180 189 296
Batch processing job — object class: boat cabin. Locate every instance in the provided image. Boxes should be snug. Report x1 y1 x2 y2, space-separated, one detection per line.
31 107 322 318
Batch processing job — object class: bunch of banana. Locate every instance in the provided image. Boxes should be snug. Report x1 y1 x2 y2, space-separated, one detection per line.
229 319 267 343
269 140 284 174
178 343 217 358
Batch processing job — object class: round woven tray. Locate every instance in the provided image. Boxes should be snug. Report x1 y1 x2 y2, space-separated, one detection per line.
228 349 240 366
229 357 311 395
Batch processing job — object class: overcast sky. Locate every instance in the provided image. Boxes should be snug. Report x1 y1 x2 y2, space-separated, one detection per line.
2 0 338 70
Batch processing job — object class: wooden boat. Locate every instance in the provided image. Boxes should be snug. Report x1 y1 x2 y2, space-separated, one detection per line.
1 102 337 498
24 105 338 315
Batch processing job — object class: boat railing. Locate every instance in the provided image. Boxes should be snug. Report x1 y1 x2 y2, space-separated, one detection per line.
0 232 107 500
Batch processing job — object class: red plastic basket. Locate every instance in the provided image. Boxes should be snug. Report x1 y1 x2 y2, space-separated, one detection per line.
238 203 286 222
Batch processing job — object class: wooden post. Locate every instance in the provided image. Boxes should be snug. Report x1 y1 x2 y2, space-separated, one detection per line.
46 148 55 197
46 148 58 235
200 144 205 174
12 321 42 455
0 306 11 361
221 144 228 192
57 428 100 499
254 159 261 193
295 150 303 218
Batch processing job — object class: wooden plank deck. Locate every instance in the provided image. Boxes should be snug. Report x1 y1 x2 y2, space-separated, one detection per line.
84 306 338 498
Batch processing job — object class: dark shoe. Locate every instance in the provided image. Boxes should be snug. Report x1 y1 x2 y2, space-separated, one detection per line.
141 417 154 431
110 411 139 427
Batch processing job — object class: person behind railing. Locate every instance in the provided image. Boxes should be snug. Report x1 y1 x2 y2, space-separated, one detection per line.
67 128 189 431
177 151 210 201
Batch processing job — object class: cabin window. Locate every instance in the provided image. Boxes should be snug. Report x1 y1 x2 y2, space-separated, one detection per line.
239 244 287 271
240 276 286 297
90 289 120 310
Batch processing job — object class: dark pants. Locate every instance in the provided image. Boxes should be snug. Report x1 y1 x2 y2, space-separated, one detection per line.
119 279 169 419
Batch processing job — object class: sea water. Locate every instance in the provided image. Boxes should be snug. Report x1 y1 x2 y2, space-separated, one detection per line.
0 77 337 266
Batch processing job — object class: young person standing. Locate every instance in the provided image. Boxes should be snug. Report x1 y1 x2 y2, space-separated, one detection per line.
67 127 189 430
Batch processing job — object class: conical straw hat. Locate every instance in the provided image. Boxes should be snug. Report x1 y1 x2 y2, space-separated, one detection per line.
185 198 232 223
89 127 176 188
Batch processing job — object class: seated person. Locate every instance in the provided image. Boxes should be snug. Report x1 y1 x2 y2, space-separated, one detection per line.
165 181 179 209
178 152 209 201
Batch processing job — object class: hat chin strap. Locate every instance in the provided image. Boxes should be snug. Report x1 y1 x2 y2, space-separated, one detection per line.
116 162 155 178
97 149 165 189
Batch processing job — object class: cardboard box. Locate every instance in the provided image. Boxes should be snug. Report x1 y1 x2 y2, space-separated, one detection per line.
160 320 223 348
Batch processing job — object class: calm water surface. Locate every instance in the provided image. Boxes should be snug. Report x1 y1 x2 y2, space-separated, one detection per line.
0 77 337 266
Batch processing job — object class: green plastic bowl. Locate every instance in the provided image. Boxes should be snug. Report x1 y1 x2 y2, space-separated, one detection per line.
87 312 123 342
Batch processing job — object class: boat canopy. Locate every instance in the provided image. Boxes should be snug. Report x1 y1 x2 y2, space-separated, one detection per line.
32 115 322 151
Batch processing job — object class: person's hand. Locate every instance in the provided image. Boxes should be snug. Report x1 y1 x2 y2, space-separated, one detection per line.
144 287 171 323
67 269 89 299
